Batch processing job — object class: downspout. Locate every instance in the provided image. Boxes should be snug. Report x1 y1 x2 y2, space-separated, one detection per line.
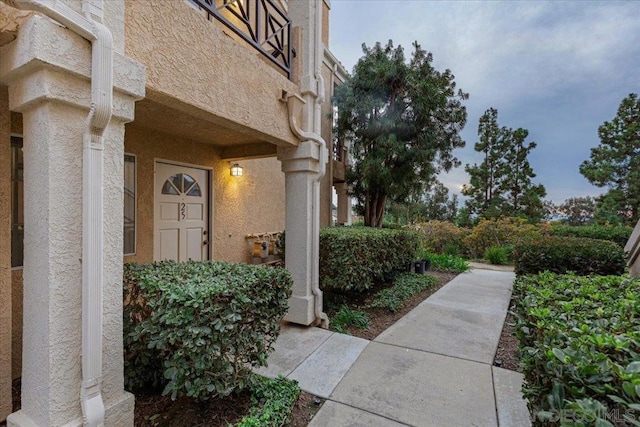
5 1 113 426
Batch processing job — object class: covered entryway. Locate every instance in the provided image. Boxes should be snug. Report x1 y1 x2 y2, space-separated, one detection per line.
154 161 210 262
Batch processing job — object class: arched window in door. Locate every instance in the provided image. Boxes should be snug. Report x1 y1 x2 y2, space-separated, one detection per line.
161 173 202 197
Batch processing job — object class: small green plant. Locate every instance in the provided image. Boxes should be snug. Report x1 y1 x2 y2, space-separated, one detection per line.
235 375 301 427
367 273 437 312
484 245 509 265
427 254 470 272
331 305 369 333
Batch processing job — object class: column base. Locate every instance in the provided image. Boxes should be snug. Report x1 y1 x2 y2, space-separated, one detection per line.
284 294 316 326
7 391 134 427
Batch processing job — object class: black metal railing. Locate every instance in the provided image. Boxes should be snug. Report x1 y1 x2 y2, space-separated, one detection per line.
191 0 292 78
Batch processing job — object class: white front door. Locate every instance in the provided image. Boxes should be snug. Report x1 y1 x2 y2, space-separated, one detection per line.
154 162 210 262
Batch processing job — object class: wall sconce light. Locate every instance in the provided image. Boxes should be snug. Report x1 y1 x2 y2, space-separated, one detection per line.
230 163 243 177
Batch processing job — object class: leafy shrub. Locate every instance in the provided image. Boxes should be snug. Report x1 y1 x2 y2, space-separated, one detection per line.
463 217 545 258
123 261 292 400
425 253 470 273
550 224 632 248
331 306 369 334
319 227 420 292
235 375 300 427
513 236 626 276
513 272 640 425
484 245 509 265
367 272 437 312
412 220 469 254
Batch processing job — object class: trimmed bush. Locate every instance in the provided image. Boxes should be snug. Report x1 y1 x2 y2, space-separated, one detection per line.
123 261 292 400
513 272 640 425
463 217 546 258
319 227 420 292
412 220 469 255
513 236 626 276
550 224 632 248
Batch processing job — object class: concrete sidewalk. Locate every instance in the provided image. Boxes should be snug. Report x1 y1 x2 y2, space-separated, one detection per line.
256 268 531 426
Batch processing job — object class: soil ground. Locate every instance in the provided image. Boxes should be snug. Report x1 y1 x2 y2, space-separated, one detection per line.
2 269 520 426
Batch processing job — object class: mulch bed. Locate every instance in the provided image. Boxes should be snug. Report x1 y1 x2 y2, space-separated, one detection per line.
493 302 521 372
325 271 458 340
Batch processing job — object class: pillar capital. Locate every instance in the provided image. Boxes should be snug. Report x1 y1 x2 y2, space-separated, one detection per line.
277 140 323 174
0 14 144 122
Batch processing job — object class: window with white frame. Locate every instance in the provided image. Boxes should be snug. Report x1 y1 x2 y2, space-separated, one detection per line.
123 154 136 255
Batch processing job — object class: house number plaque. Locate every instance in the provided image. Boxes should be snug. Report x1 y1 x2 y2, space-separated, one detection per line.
180 202 186 220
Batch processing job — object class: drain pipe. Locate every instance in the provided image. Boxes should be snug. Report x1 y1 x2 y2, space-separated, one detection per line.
5 1 113 425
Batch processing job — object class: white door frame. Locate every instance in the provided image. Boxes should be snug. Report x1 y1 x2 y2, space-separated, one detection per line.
153 159 213 261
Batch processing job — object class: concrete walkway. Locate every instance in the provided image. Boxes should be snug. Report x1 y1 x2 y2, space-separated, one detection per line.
255 268 531 426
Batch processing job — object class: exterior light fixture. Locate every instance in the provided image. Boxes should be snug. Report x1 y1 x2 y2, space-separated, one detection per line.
230 163 243 177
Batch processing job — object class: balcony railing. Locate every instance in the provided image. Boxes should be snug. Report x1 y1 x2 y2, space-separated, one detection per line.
191 0 292 78
333 138 347 163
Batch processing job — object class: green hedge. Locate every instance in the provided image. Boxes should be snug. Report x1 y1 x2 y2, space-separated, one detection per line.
550 224 632 248
319 227 420 292
513 272 640 426
513 236 626 276
123 261 292 400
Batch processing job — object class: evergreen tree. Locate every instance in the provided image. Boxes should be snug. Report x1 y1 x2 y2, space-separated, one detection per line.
462 108 546 221
334 40 468 227
461 108 506 218
580 93 640 224
499 127 547 221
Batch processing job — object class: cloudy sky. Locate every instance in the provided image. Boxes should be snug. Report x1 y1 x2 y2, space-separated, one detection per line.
328 0 640 203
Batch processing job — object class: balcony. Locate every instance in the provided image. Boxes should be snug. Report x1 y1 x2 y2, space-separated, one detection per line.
191 0 292 78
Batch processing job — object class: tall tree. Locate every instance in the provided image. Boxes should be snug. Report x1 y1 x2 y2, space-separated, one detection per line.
462 108 546 221
461 108 506 218
580 93 640 224
499 127 547 221
334 40 468 227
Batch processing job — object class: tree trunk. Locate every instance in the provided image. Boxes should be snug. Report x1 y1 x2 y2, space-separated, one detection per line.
364 192 387 227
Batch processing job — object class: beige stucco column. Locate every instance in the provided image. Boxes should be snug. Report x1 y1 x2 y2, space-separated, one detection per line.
0 85 12 423
278 141 323 325
335 182 352 226
0 14 144 427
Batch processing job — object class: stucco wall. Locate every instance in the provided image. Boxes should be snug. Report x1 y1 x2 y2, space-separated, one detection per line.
124 0 299 147
123 124 285 265
0 86 11 422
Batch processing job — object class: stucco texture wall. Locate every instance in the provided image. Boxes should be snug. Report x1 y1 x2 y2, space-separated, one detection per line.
124 0 299 147
0 86 11 422
123 124 285 265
